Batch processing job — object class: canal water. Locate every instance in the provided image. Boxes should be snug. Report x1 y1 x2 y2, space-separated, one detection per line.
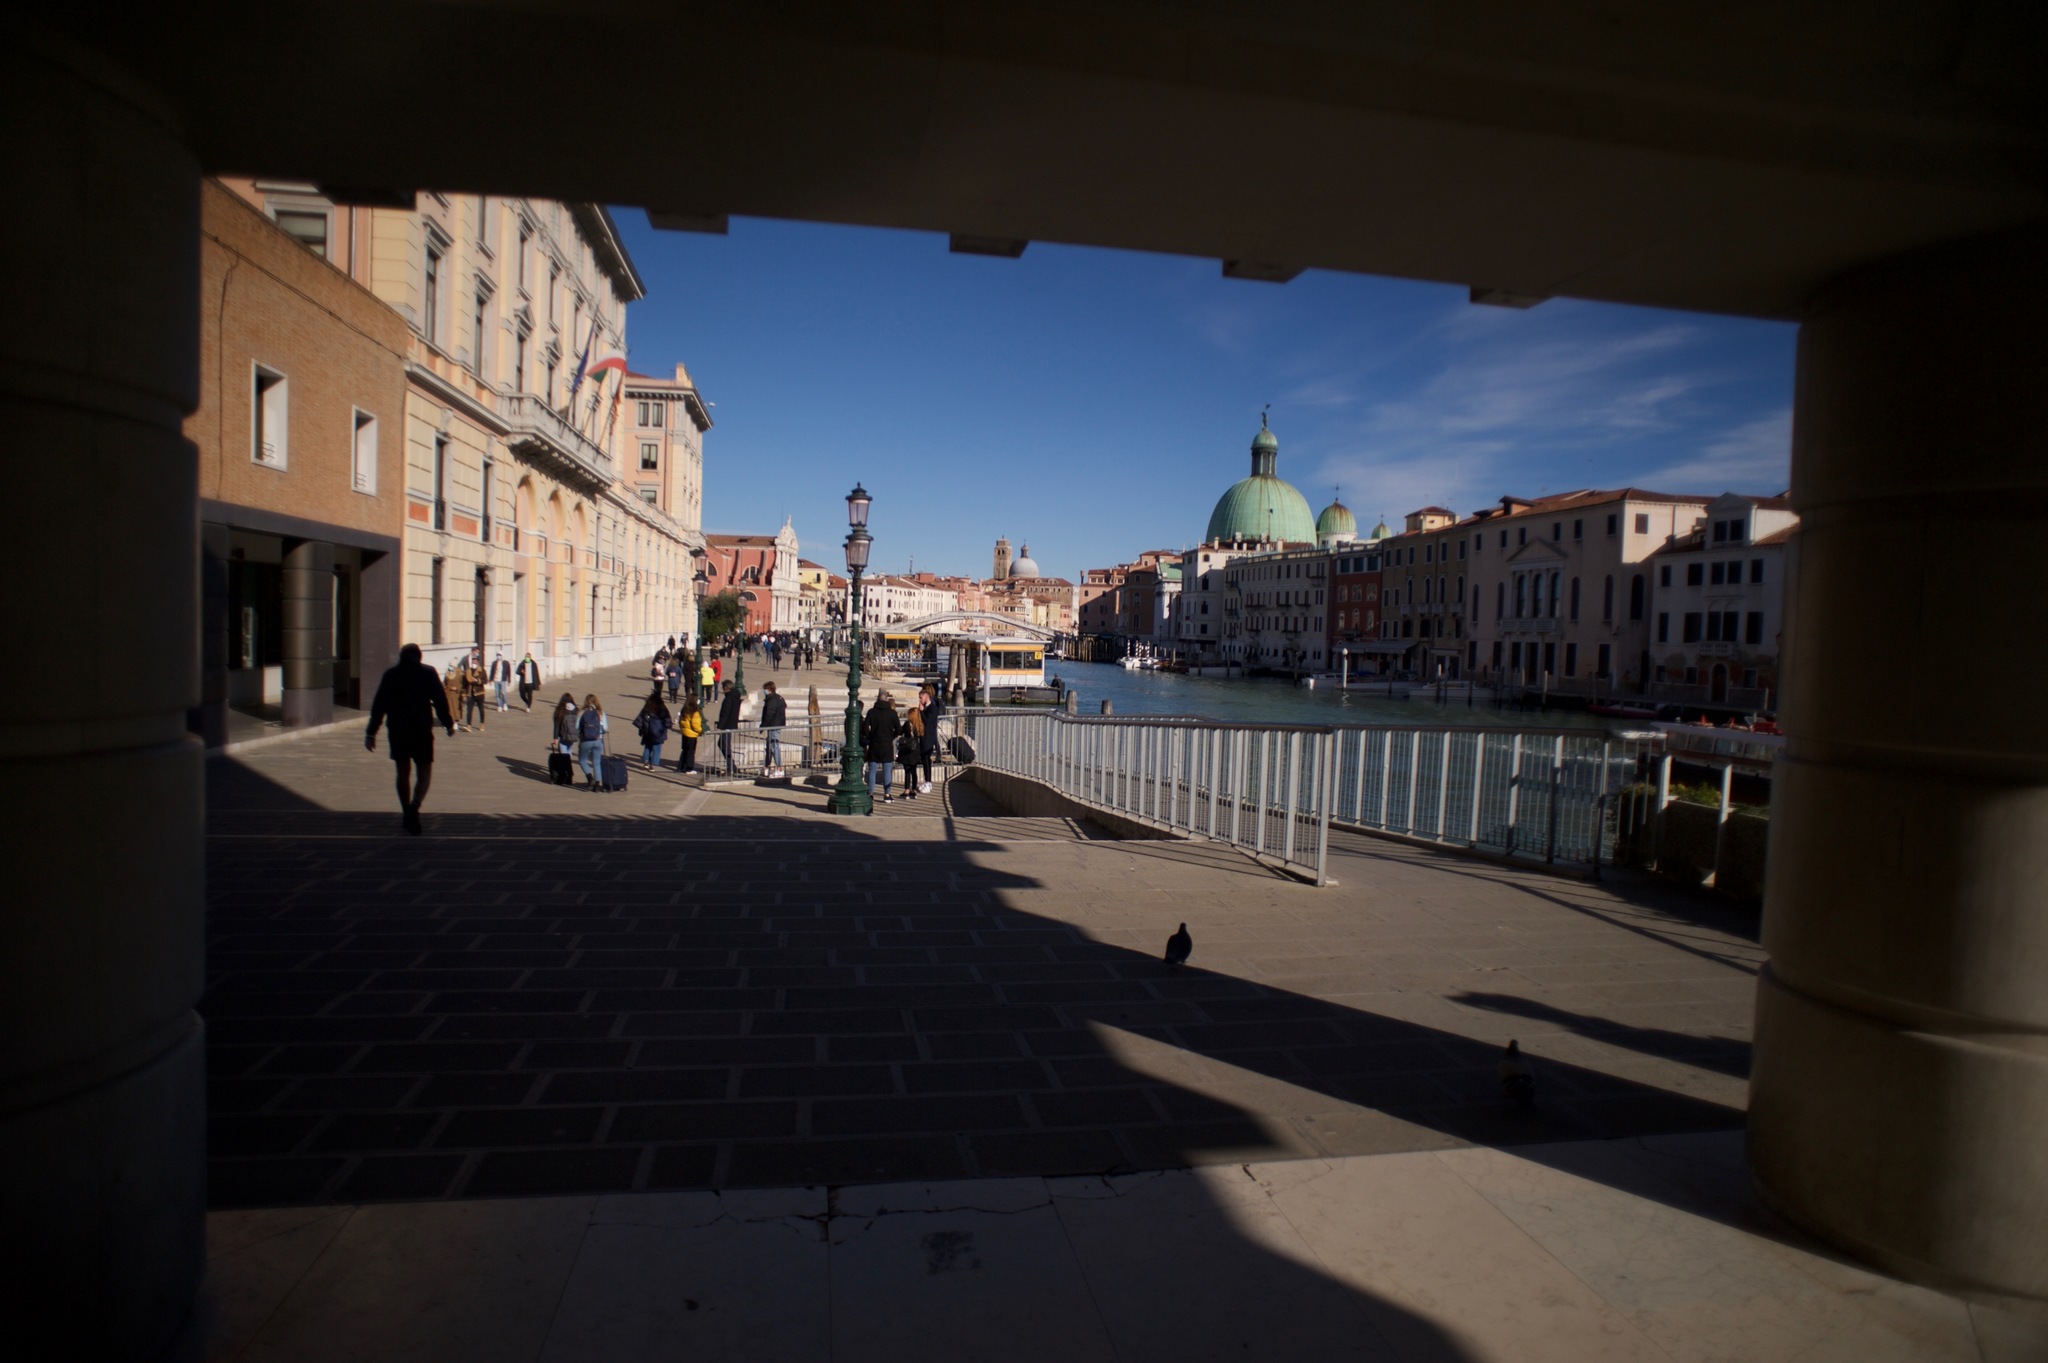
1046 660 1618 732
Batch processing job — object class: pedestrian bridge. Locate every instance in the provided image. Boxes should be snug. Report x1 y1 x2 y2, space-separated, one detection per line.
891 611 1061 640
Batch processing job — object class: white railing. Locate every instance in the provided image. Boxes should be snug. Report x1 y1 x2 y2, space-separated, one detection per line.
970 712 1672 884
974 711 1337 884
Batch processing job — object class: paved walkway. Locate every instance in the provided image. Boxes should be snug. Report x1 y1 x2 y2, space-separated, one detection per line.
183 667 2044 1359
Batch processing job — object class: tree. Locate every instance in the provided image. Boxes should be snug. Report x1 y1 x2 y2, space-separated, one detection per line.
699 589 746 643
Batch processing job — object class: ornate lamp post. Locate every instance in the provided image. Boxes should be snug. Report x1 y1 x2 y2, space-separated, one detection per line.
827 484 873 815
690 567 708 652
733 589 759 695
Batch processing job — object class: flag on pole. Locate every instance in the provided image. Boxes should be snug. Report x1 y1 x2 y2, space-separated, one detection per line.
564 317 599 405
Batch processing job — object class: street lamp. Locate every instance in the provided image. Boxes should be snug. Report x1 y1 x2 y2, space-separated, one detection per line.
828 484 874 815
734 589 759 695
690 567 708 651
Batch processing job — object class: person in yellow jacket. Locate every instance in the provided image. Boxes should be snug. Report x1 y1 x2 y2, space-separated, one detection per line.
675 694 705 773
698 659 715 703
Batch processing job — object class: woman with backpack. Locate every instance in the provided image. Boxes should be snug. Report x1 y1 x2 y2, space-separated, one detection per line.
634 690 671 769
675 693 704 773
576 694 607 790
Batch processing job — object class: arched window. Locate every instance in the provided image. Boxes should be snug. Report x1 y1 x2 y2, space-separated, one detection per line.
1629 573 1646 621
1602 575 1614 622
1569 577 1581 621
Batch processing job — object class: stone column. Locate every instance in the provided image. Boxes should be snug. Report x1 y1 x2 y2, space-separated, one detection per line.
0 31 205 1358
193 521 230 746
281 537 336 726
1750 228 2047 1306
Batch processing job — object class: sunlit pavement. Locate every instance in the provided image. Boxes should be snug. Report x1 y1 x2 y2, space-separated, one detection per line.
179 668 2040 1361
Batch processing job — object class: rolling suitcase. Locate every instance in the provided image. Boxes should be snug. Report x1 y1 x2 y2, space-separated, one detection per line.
548 748 574 786
600 739 628 792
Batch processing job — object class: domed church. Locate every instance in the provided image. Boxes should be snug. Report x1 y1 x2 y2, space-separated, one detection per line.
1205 412 1317 545
1316 493 1358 548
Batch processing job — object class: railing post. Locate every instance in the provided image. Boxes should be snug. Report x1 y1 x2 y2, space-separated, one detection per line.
1351 729 1366 824
1544 734 1563 863
1468 732 1486 846
1377 730 1392 830
1229 731 1244 845
1654 752 1673 868
1712 761 1734 887
1505 734 1524 857
1208 728 1222 836
1254 732 1270 853
1435 730 1451 840
1404 731 1420 834
1597 739 1613 865
1282 731 1302 866
1314 732 1333 887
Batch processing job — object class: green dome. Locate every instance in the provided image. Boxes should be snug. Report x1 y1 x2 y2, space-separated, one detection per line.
1316 499 1357 539
1207 418 1314 543
1370 519 1391 540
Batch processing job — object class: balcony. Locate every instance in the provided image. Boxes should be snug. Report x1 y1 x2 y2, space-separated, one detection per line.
500 392 613 491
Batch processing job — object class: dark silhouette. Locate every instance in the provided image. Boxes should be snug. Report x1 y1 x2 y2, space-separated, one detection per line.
1500 1039 1535 1109
1164 922 1193 968
363 643 454 835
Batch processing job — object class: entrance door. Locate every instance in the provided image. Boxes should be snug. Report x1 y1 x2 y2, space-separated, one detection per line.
1710 663 1728 702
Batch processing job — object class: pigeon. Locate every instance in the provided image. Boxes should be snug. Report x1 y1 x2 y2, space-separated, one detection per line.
1163 923 1193 969
1499 1039 1535 1109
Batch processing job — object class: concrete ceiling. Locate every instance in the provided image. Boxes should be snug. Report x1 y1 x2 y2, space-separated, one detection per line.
49 1 2048 318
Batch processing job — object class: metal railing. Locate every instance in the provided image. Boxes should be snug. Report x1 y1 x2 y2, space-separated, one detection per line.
968 711 1671 885
975 711 1338 884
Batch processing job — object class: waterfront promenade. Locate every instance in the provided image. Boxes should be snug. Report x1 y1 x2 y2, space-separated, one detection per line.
180 666 2031 1361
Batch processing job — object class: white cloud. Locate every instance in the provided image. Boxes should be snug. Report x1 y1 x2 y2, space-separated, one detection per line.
1631 409 1791 494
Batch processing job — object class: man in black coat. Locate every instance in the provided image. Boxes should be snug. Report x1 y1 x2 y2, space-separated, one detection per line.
715 680 744 775
366 643 455 835
759 681 788 773
861 692 903 806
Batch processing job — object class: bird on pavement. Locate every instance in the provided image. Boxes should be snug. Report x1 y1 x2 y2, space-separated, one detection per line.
1163 923 1193 969
1499 1039 1535 1109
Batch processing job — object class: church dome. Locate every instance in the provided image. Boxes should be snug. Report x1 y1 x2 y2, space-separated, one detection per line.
1316 497 1357 544
1010 544 1041 578
1369 518 1391 540
1206 415 1315 545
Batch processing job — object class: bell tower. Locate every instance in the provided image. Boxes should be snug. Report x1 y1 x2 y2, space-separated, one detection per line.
993 536 1012 581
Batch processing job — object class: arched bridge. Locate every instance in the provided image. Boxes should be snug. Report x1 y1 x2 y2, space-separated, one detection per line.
889 612 1062 641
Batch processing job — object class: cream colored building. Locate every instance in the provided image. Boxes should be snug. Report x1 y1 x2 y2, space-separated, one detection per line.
217 180 707 678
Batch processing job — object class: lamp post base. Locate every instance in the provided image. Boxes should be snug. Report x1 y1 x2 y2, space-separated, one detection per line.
826 777 872 816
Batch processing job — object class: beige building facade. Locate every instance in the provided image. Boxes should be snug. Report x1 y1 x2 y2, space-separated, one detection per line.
218 180 707 679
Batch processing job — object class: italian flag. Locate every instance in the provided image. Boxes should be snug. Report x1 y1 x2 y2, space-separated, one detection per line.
585 354 627 385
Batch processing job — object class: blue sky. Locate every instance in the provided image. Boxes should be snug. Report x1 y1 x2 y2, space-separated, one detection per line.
616 213 1796 584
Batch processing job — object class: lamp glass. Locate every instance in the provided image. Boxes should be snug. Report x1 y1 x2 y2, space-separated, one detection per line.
844 528 871 572
846 484 871 529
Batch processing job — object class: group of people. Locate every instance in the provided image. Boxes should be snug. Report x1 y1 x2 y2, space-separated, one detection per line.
858 683 943 806
443 649 549 728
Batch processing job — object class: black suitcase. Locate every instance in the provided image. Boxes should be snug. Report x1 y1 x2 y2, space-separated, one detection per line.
948 735 975 765
548 750 574 785
601 752 628 792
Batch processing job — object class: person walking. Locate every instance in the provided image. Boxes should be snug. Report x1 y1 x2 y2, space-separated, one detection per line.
665 654 683 705
759 681 787 775
517 652 541 711
576 694 607 790
364 643 455 835
699 657 715 703
862 691 902 807
490 653 511 711
634 689 671 769
675 693 703 773
458 652 488 731
714 679 743 775
552 692 579 755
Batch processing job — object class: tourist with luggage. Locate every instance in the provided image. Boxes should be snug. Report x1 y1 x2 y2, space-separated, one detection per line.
759 681 788 774
364 643 455 835
634 690 671 769
549 693 579 785
517 652 541 711
862 691 902 806
676 694 704 773
715 680 743 775
576 694 607 790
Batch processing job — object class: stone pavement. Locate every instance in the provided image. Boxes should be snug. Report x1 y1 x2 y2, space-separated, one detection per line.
205 661 1756 1207
183 666 2048 1360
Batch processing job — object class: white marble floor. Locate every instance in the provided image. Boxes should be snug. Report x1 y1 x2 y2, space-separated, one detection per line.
175 1130 2043 1363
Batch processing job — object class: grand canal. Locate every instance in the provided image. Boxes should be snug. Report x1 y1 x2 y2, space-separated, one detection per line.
1046 660 1618 732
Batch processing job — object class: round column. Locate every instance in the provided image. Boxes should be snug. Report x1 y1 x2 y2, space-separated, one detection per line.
1751 228 2048 1306
281 537 336 727
0 31 205 1358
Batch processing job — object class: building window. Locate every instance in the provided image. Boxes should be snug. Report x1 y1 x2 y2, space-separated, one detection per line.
548 265 559 323
639 486 659 505
637 400 666 427
1517 527 1527 546
1710 562 1725 586
1424 544 1433 564
1496 582 1505 620
1569 577 1580 621
480 459 494 542
1602 575 1613 622
1660 563 1671 587
1682 612 1702 643
1722 610 1740 640
1457 540 1466 560
517 227 529 290
432 435 449 531
273 209 328 258
1745 611 1764 645
1729 517 1747 543
1542 642 1556 674
1657 612 1669 643
423 245 442 345
1597 643 1611 678
1751 559 1765 583
350 409 376 493
252 366 287 468
1552 522 1561 541
430 557 446 645
1634 513 1650 534
640 441 659 470
1629 574 1645 621
1572 519 1582 540
472 291 490 377
1687 563 1704 586
1564 642 1577 676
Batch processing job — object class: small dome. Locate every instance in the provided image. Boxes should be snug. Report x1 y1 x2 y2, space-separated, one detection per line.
1316 498 1357 540
1370 518 1391 540
1011 544 1041 578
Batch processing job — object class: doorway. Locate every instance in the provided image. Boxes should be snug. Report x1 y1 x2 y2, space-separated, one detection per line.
1710 662 1728 703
